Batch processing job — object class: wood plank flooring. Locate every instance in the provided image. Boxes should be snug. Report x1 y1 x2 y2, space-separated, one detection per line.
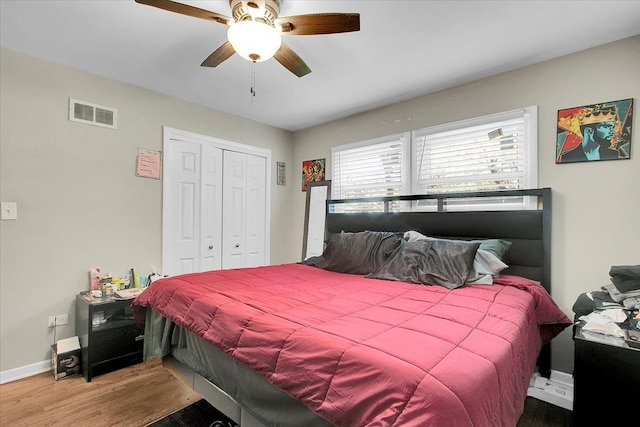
1 358 572 426
0 358 199 427
517 396 572 427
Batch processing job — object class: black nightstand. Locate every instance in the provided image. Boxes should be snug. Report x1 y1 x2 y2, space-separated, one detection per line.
573 323 640 425
76 294 144 382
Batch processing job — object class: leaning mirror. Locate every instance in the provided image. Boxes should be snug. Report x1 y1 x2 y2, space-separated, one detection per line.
302 180 331 261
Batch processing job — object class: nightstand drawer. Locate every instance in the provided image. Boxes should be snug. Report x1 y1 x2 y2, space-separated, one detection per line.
90 351 143 379
91 326 144 362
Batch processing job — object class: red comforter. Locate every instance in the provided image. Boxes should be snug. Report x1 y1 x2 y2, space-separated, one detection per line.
132 263 571 427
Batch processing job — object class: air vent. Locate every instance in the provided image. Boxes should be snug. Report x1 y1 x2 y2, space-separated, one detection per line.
68 98 118 129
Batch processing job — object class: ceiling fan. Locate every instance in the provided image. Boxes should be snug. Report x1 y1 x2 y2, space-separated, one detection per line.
135 0 360 77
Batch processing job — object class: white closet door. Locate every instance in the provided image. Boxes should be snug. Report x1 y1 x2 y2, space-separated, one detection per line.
163 139 202 275
245 154 266 267
200 145 223 272
163 127 270 275
222 151 247 269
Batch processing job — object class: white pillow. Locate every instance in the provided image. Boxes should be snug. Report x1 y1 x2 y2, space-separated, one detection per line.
466 249 509 285
403 230 428 242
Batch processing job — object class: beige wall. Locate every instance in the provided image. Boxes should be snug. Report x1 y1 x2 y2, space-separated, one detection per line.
0 48 295 373
292 36 640 373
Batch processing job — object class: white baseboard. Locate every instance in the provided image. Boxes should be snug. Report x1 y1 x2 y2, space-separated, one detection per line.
0 360 50 384
527 369 574 411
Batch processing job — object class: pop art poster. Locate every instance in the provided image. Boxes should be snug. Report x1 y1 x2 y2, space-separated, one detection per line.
302 158 325 191
556 98 633 163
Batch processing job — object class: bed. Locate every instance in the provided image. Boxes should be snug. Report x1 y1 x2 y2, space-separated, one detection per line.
132 188 571 427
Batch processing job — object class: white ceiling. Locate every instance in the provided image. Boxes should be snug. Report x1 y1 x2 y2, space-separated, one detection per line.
2 1 640 132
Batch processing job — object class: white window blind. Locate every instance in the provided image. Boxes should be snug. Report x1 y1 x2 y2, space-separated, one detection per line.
333 135 408 198
413 107 537 210
332 134 408 211
331 107 537 211
415 117 526 193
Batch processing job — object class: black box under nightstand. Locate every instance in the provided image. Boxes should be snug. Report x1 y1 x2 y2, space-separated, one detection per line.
76 294 144 382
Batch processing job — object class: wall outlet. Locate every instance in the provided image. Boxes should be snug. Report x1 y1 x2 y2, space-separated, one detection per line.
48 314 69 327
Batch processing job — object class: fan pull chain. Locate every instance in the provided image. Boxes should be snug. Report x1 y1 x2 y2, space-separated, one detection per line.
250 62 256 105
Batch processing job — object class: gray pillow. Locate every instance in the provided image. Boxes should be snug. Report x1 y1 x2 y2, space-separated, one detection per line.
302 231 403 275
404 230 512 261
473 239 512 261
367 239 480 289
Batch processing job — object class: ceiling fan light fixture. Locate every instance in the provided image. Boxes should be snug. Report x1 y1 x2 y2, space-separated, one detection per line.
227 20 282 63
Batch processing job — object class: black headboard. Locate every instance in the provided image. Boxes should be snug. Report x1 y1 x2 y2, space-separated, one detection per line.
325 188 553 375
325 188 551 292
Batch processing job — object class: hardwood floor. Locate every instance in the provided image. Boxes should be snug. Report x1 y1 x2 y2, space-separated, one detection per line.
517 396 573 427
0 358 200 427
1 358 572 426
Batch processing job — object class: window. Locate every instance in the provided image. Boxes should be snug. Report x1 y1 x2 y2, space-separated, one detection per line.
332 134 409 211
331 107 538 211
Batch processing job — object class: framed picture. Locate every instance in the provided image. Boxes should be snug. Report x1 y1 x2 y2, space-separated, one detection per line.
301 158 325 191
277 161 286 186
556 98 633 163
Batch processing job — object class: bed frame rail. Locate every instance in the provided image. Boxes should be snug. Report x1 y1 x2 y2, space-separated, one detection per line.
163 356 266 427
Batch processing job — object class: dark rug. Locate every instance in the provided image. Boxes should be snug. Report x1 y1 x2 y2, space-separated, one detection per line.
147 399 239 427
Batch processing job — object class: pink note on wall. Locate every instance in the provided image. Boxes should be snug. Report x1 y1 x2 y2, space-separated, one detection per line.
136 148 161 179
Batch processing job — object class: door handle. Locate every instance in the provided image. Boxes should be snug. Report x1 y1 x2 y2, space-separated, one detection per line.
208 245 213 249
235 243 240 248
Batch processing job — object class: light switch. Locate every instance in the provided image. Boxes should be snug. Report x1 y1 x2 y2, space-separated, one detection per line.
1 202 17 220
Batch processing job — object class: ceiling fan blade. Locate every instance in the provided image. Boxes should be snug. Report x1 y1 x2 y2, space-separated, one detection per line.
135 0 231 25
275 13 360 35
274 43 311 78
201 41 236 67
